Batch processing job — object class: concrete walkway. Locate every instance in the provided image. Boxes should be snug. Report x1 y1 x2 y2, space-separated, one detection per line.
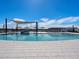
0 40 79 59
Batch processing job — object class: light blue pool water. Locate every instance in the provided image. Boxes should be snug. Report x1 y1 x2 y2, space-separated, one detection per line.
0 33 79 41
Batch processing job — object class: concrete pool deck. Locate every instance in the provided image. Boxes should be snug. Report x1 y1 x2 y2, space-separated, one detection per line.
0 40 79 59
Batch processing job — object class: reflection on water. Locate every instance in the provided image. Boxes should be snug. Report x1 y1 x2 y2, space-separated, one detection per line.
0 33 79 41
2 34 7 40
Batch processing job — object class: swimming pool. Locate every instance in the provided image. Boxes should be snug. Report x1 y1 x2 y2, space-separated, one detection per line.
0 33 79 41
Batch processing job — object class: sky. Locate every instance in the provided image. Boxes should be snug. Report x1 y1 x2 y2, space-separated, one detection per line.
0 0 79 28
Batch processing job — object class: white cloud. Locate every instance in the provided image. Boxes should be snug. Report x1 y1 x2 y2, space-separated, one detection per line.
46 19 56 25
0 24 4 28
0 17 79 29
69 17 79 22
57 17 79 24
12 17 79 29
40 18 49 22
38 16 79 28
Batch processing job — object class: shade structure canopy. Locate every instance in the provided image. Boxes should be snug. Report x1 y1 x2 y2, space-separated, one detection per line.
4 18 38 35
13 20 38 35
13 20 35 24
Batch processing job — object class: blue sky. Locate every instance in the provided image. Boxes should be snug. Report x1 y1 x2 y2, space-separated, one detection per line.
0 0 79 28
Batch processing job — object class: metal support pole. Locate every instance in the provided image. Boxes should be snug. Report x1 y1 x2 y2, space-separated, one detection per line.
36 22 38 35
5 18 7 34
16 24 18 31
72 25 75 32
